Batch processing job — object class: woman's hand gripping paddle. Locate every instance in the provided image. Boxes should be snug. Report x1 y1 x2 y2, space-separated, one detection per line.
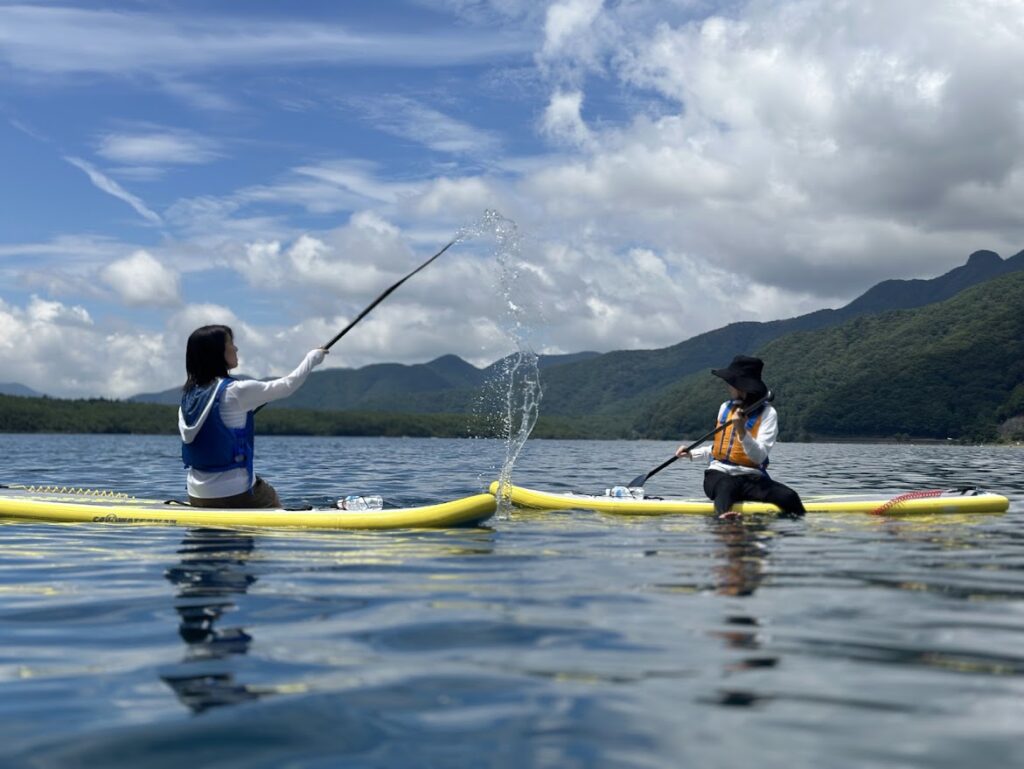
625 390 775 489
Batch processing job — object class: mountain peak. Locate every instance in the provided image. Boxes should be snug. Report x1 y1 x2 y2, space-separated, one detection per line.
966 250 1002 266
0 382 43 398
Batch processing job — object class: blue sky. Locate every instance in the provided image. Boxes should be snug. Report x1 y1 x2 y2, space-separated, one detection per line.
3 0 1024 397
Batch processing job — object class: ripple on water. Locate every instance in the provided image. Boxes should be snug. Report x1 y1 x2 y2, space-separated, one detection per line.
1 435 1023 768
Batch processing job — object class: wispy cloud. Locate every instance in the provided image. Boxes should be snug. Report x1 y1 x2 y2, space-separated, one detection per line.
96 129 222 166
226 159 424 216
0 5 531 75
7 116 48 142
64 156 163 225
157 78 238 112
0 234 126 261
355 96 502 156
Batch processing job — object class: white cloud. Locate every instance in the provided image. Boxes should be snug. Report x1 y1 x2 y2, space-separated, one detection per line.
96 129 222 166
0 234 127 262
25 296 93 327
101 251 181 307
157 78 238 111
0 5 531 75
543 0 604 55
64 156 163 225
518 0 1024 295
232 212 416 302
230 160 422 216
540 89 594 148
353 96 502 156
539 0 610 84
412 177 503 218
6 1 1024 398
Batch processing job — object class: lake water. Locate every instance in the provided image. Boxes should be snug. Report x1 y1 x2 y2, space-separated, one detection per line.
1 434 1022 768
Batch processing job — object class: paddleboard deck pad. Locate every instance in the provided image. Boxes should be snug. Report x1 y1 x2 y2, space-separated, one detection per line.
489 482 1010 516
0 485 496 530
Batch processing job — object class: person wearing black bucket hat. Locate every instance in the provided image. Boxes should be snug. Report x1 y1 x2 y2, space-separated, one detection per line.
712 355 768 402
675 355 805 518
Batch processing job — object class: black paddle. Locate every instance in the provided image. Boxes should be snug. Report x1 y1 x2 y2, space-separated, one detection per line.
626 390 775 488
322 239 457 351
254 239 456 413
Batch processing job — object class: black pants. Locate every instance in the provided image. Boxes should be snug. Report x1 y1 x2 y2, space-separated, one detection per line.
703 469 805 516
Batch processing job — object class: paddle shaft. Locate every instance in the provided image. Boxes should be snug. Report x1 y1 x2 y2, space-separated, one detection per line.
627 390 775 488
321 239 456 351
253 239 456 414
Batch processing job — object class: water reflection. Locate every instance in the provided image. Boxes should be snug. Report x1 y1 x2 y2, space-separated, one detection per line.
709 517 771 597
160 529 263 713
707 518 780 707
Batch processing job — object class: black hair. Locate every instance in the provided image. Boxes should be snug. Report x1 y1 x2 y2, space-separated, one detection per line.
183 325 233 391
740 383 769 411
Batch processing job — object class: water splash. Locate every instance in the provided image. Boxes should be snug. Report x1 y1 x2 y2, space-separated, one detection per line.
457 210 542 516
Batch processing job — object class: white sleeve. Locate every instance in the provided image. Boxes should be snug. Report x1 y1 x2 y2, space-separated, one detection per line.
740 406 778 465
224 349 326 413
689 445 713 459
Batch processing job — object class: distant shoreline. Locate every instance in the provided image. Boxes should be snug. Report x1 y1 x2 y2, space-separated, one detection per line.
2 394 1018 444
1 431 1020 448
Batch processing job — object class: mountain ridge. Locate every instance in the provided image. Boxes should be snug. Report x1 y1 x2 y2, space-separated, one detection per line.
4 261 1024 441
0 383 43 398
112 246 1024 419
634 269 1024 441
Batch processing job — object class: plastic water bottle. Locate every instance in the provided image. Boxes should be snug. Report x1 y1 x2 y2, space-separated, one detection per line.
338 494 385 511
610 486 630 498
628 487 645 500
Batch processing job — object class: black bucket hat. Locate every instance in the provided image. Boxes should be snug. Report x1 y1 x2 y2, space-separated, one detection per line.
711 355 767 398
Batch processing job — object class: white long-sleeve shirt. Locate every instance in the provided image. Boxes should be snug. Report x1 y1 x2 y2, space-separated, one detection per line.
689 402 779 476
178 349 325 498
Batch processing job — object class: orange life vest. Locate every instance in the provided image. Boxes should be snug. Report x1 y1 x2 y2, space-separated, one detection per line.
711 401 767 470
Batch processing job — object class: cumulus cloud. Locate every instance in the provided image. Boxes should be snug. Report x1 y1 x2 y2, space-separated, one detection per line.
412 177 504 218
542 0 604 57
25 296 93 327
7 0 1024 398
231 211 455 311
519 0 1024 295
539 89 594 148
101 250 181 307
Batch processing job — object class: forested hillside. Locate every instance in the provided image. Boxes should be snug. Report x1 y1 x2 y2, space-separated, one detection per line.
634 271 1024 442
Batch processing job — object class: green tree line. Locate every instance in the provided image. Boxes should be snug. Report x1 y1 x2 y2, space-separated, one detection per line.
0 395 628 439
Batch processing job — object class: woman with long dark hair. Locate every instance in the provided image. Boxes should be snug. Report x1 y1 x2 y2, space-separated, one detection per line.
178 325 326 508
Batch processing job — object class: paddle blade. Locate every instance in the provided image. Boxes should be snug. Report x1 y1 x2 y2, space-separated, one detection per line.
627 472 648 488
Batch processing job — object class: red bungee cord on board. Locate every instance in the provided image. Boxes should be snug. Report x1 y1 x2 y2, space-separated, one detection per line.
869 489 944 516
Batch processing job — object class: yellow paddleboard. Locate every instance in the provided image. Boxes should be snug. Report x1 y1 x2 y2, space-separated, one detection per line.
489 481 1010 516
0 485 496 530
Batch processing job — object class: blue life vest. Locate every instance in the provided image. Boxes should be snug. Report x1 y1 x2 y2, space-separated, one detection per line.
181 379 254 483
